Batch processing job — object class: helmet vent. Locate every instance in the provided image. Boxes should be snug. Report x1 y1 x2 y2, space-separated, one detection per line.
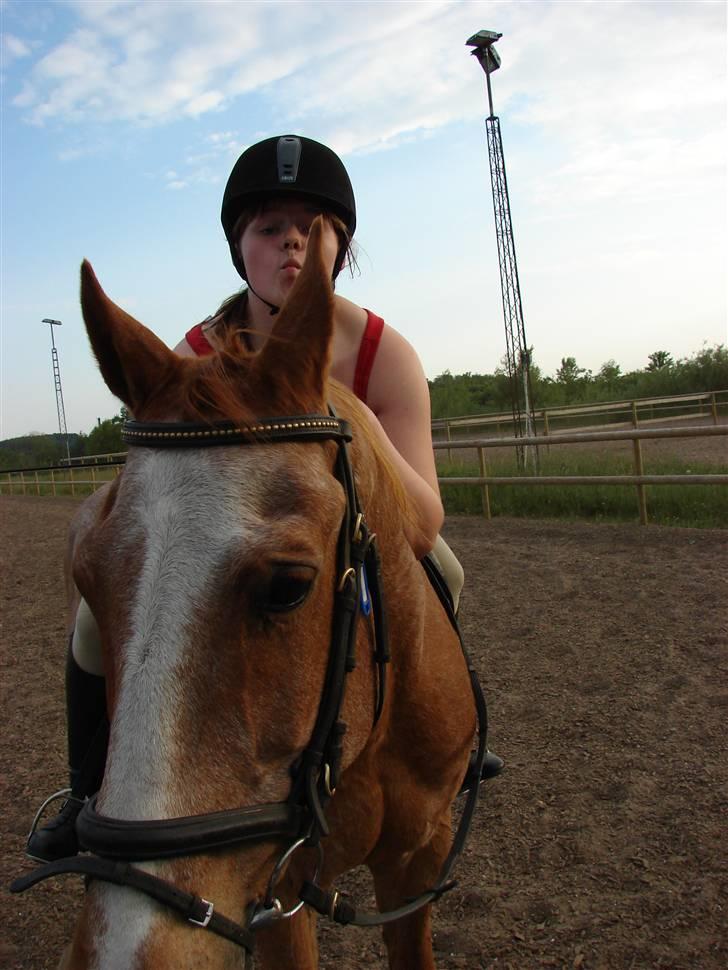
277 136 302 184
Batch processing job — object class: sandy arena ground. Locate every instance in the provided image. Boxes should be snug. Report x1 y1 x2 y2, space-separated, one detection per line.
1 494 726 969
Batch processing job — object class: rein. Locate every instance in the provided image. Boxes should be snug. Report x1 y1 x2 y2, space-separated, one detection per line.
11 410 487 960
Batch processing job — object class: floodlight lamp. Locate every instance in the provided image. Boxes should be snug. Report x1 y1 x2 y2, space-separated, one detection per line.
466 30 502 75
42 318 62 326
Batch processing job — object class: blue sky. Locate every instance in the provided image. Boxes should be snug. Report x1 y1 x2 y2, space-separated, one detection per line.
1 0 726 440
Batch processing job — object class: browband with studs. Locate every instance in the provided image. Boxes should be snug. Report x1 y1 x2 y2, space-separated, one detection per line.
122 415 351 448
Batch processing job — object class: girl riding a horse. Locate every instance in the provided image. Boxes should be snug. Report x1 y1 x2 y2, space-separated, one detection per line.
27 135 502 865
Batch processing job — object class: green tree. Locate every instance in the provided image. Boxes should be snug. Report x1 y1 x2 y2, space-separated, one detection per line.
647 350 674 371
85 410 125 456
555 356 591 403
597 359 622 385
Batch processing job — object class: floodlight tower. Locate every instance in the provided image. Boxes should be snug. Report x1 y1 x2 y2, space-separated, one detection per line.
467 30 537 464
41 318 71 464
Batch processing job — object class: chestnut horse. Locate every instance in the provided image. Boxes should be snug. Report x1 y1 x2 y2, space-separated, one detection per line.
16 221 485 969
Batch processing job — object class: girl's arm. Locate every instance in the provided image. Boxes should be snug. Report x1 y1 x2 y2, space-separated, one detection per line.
363 326 444 558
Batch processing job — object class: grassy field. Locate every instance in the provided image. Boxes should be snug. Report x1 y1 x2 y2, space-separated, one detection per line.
0 464 121 498
438 451 727 528
2 445 725 528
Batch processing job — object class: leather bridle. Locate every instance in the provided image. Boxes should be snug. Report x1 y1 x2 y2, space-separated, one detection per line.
11 411 488 965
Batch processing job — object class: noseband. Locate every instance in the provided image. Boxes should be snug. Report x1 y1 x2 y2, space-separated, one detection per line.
12 410 488 962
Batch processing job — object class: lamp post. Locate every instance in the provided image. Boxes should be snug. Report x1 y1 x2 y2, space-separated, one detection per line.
467 30 538 469
41 318 71 464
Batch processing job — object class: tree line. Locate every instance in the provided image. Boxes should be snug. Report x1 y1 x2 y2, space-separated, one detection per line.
1 344 726 470
428 344 727 420
0 409 129 470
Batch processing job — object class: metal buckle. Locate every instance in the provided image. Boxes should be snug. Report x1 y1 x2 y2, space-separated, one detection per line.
337 567 356 592
352 512 364 544
189 898 214 928
323 763 336 798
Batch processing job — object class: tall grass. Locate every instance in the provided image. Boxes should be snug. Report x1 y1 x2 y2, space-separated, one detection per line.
438 452 727 528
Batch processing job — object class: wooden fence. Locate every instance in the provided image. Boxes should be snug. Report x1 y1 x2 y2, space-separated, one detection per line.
432 389 728 454
435 424 728 525
2 421 726 527
0 461 124 497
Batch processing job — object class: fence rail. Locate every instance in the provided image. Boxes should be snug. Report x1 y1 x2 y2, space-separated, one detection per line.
435 424 728 525
432 390 728 456
2 421 726 526
0 460 124 497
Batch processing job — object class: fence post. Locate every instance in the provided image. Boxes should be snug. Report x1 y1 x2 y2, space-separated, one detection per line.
631 401 639 428
446 422 452 463
34 471 40 496
542 410 551 454
478 447 491 519
710 392 718 425
632 435 648 526
69 467 76 497
91 466 98 492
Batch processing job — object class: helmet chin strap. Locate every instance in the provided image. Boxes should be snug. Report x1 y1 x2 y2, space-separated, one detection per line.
246 281 280 316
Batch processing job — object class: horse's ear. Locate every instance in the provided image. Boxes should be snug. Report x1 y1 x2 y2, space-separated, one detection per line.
254 216 334 404
80 260 179 412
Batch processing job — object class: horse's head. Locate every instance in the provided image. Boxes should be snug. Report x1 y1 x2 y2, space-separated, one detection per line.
68 220 387 967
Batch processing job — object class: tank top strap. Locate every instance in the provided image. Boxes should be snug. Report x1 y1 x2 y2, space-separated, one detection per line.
353 310 385 404
185 322 215 357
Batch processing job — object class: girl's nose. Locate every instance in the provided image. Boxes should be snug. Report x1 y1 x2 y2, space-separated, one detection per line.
283 224 305 249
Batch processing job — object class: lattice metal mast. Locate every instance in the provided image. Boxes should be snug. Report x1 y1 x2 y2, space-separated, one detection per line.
41 318 71 464
467 31 537 451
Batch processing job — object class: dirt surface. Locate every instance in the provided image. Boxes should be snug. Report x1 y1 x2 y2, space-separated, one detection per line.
1 495 727 969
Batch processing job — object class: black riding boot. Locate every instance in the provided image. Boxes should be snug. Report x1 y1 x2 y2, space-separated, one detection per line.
459 750 505 795
26 644 109 862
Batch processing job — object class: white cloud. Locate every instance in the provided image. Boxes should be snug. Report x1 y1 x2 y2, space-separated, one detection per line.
2 31 31 61
9 0 724 194
9 0 485 135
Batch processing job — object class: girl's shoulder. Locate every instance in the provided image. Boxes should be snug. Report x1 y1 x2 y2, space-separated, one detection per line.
333 293 369 331
332 297 427 416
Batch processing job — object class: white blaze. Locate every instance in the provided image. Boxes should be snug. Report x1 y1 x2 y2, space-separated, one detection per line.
93 448 270 969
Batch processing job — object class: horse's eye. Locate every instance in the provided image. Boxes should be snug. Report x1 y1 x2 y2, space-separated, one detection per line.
262 567 315 613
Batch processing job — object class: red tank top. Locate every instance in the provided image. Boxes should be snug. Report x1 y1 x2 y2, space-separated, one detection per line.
185 321 215 356
184 309 385 404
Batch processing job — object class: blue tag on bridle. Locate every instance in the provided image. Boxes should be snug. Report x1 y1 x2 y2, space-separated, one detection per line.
359 565 372 616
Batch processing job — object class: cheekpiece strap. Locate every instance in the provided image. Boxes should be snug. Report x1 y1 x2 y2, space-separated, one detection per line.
10 856 255 953
122 415 352 448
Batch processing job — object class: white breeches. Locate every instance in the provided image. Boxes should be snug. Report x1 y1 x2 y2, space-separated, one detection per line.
71 598 104 676
430 534 465 614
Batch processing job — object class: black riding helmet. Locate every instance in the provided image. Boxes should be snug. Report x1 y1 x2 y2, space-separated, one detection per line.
221 135 356 282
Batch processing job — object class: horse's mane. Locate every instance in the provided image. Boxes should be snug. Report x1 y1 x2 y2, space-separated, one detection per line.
328 382 416 534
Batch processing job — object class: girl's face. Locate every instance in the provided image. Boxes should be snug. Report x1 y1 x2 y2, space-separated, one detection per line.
239 198 341 307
